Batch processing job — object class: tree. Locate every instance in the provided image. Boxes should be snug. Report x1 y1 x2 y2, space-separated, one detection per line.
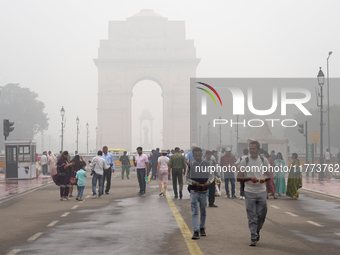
0 83 49 150
283 105 340 151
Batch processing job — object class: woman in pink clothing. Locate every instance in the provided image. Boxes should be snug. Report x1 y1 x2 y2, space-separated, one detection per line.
48 153 58 176
157 150 170 196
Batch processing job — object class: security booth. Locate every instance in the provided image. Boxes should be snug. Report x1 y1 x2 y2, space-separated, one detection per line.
4 140 37 180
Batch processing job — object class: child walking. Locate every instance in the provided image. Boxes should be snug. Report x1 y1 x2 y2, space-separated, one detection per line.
76 165 87 201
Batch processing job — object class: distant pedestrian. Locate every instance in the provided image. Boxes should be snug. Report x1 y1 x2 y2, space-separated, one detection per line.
237 141 271 246
40 151 48 175
47 151 52 174
52 151 75 201
133 147 149 196
186 147 213 239
235 148 249 199
274 152 286 196
206 150 220 207
286 153 302 200
120 151 131 179
152 148 161 180
76 165 87 201
168 147 186 199
270 150 276 161
220 147 236 198
90 150 109 199
102 146 115 195
48 152 58 176
263 151 277 199
157 150 170 196
325 149 331 164
186 144 197 165
212 150 221 193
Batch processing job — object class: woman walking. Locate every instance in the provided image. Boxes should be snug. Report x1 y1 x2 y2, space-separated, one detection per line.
286 153 302 200
274 152 286 196
157 150 170 196
52 151 74 201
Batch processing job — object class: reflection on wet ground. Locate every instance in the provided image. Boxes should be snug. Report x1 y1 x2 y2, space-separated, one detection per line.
18 194 178 255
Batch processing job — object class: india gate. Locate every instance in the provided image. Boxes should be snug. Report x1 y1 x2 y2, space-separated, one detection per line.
94 9 200 151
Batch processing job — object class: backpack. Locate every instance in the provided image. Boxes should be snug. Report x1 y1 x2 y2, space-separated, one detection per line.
244 155 264 165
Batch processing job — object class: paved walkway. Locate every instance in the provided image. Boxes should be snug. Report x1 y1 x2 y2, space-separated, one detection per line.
302 175 340 197
0 174 52 200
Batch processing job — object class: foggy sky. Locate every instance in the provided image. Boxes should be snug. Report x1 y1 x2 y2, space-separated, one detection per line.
0 0 340 153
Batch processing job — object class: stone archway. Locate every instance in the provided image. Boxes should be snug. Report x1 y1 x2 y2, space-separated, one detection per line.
94 9 200 151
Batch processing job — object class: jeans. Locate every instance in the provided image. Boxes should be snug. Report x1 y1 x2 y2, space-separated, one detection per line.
122 165 130 179
245 191 267 241
190 191 207 232
137 168 146 194
92 172 103 196
240 181 245 197
42 164 48 175
225 178 235 196
77 186 85 198
103 167 112 193
172 168 183 196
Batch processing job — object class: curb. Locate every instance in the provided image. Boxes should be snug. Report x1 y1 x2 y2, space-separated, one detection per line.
0 179 53 203
301 187 340 199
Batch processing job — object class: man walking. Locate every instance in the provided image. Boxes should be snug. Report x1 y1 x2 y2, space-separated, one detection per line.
235 148 249 199
186 144 197 165
237 140 270 246
40 151 48 175
90 150 109 198
120 151 131 179
133 147 149 196
206 150 220 207
186 147 213 239
151 148 161 180
220 147 236 198
168 147 186 199
102 146 115 195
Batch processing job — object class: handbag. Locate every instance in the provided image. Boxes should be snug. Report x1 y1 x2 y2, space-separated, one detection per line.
70 177 78 185
58 172 66 176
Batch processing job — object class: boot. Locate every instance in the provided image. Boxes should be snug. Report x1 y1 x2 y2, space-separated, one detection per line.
179 191 183 199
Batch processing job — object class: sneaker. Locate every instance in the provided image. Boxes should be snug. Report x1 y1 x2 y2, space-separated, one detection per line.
239 196 243 200
200 228 206 236
242 196 246 200
142 193 146 196
78 198 83 201
60 198 67 201
232 195 237 199
209 204 218 208
92 195 97 199
76 197 79 201
249 240 257 246
65 197 70 200
159 192 163 196
137 192 142 196
105 192 109 195
192 231 200 240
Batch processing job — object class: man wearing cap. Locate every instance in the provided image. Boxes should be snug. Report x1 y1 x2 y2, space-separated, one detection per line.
168 147 187 199
220 147 236 198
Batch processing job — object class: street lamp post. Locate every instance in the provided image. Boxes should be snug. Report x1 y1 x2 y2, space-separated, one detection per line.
86 122 89 155
218 116 222 145
60 106 65 151
76 116 80 152
317 67 325 180
236 115 239 155
95 126 98 152
207 122 211 149
327 51 332 157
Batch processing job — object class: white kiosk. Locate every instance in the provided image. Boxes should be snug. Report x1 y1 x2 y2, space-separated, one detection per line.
4 140 37 180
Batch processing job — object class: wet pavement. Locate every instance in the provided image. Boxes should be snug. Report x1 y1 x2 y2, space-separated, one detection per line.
0 174 52 200
302 176 340 197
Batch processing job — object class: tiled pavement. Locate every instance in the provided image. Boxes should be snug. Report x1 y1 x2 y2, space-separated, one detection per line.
302 174 340 197
0 174 52 200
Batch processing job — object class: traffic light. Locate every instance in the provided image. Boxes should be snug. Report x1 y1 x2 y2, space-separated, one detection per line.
3 119 14 140
298 123 304 135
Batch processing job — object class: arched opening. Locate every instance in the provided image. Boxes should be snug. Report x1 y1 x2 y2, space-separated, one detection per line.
131 80 163 151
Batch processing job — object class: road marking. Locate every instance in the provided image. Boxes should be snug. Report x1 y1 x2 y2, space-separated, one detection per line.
47 220 59 227
61 212 70 217
334 232 340 237
27 232 43 241
270 205 280 209
165 190 203 255
307 221 323 227
71 205 79 209
285 212 298 217
6 249 21 255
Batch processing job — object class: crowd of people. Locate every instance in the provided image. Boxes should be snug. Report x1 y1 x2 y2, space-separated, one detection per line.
48 141 306 247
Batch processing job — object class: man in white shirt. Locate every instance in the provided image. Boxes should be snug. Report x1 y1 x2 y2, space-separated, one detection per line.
40 151 48 175
237 141 271 247
90 150 109 198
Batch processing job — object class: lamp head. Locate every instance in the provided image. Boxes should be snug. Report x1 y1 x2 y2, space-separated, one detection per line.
329 51 333 56
86 122 89 129
317 67 325 86
60 106 65 117
76 116 79 124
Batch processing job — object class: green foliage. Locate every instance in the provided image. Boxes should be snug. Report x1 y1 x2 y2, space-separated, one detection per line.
283 105 340 150
0 83 49 149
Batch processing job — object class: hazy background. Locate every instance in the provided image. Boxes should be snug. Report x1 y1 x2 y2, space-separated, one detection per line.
0 0 339 153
